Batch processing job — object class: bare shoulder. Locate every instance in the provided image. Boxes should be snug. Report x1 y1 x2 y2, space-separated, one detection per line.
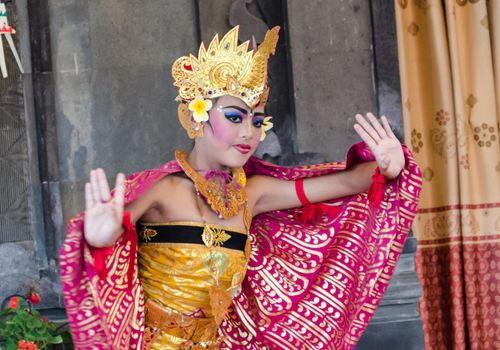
125 173 184 222
139 173 192 201
246 175 272 193
246 174 269 187
246 174 278 207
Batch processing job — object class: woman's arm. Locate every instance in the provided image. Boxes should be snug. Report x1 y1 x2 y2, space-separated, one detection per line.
250 161 377 215
84 168 158 247
249 113 404 216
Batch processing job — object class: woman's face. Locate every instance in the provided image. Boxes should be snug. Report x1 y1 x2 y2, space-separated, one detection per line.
194 95 266 168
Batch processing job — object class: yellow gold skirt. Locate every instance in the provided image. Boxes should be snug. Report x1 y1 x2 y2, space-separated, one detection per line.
138 241 247 349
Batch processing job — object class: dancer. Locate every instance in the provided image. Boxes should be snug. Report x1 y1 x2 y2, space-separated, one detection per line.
60 26 421 349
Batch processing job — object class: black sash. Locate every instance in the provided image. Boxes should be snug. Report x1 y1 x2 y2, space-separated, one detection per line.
136 224 247 252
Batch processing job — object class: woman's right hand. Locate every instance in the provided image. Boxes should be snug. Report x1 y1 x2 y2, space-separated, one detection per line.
84 168 126 248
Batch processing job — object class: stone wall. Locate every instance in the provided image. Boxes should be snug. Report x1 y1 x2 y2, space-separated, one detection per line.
50 0 198 229
288 0 376 161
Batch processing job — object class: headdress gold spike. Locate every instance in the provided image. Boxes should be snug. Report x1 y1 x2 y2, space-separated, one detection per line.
243 26 279 95
172 25 280 108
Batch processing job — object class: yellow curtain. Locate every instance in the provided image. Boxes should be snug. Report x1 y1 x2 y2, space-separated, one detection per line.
395 0 500 349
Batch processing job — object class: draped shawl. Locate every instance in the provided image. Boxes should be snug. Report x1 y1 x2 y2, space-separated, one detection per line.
59 142 421 349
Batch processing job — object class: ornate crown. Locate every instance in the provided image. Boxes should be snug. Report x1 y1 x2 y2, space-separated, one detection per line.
172 26 280 108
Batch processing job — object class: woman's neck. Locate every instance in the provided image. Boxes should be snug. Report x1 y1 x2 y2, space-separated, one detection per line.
187 147 228 171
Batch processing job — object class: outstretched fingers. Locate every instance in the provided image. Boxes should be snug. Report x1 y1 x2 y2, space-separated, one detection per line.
381 116 397 139
355 114 382 143
354 122 377 149
367 113 388 139
96 168 111 202
85 182 95 210
113 173 126 217
90 170 102 204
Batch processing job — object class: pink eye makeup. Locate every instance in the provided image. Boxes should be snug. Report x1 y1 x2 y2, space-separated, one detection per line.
252 117 264 128
220 105 265 128
224 112 244 123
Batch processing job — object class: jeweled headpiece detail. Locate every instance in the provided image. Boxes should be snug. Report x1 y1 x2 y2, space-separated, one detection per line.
172 25 280 108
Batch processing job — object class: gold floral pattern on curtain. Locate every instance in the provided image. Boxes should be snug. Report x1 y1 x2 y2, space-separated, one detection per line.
395 0 500 349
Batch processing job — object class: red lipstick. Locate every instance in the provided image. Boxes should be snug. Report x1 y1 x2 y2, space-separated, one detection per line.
233 144 251 154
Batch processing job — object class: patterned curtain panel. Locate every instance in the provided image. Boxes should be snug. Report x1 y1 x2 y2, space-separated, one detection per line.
395 0 500 349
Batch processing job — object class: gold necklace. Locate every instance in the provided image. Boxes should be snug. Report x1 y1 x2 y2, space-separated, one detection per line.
175 149 247 220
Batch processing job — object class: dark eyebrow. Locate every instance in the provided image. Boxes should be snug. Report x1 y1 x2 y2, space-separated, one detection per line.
222 105 265 117
222 105 248 114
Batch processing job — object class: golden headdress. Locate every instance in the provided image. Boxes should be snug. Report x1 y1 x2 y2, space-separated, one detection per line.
172 25 280 108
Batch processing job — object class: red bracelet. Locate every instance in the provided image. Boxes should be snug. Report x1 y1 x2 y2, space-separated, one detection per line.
295 178 311 206
368 167 387 208
90 246 114 280
294 178 341 224
89 211 136 289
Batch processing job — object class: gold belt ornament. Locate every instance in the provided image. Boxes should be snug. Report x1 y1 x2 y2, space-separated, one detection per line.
139 228 158 242
201 226 231 248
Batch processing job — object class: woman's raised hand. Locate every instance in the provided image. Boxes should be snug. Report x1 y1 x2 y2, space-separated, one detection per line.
84 168 126 247
353 113 404 179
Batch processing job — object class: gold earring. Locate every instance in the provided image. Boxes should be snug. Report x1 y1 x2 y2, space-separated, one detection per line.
178 103 204 139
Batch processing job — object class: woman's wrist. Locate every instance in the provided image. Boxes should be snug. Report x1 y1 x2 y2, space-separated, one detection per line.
85 213 131 248
380 165 402 180
85 234 118 249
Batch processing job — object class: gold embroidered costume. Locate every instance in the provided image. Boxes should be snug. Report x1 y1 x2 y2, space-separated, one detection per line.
138 223 248 349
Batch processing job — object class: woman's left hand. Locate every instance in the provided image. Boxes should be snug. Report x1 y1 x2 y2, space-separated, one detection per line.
353 113 404 179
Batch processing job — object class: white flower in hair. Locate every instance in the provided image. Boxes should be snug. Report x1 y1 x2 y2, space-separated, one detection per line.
188 96 212 123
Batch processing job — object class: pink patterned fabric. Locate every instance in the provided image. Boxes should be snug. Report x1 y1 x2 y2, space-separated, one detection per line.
59 142 422 349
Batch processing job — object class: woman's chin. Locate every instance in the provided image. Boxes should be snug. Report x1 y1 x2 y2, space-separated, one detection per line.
223 159 248 168
222 151 253 168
